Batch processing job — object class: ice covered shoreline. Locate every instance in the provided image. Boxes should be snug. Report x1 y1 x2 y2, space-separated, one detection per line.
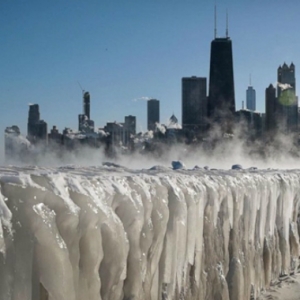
258 272 300 300
0 165 300 300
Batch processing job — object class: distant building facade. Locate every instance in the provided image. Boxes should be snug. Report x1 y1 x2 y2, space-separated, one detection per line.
48 126 62 145
104 115 136 149
124 115 136 146
78 115 95 133
182 76 207 134
277 63 298 132
235 109 262 138
246 86 256 111
147 99 160 131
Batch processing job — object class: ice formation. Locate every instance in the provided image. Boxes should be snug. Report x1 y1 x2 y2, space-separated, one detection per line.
0 165 300 300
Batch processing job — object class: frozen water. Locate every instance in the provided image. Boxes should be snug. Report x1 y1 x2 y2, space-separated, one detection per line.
231 164 243 170
171 161 185 170
0 165 299 299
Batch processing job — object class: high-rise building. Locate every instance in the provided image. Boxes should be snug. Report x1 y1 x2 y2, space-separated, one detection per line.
27 104 48 143
48 126 62 146
182 76 207 133
208 12 235 131
278 63 296 95
125 115 136 134
147 99 160 131
265 84 277 133
83 91 90 120
78 114 86 131
28 104 40 125
104 115 136 148
78 91 94 133
277 63 297 132
246 86 256 111
124 115 136 147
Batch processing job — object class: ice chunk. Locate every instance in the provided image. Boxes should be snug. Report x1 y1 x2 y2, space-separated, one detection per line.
171 161 185 170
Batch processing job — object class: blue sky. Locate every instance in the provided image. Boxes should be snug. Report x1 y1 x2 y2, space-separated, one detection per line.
1 0 299 137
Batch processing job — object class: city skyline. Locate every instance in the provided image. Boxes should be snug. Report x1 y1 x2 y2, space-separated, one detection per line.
1 1 300 144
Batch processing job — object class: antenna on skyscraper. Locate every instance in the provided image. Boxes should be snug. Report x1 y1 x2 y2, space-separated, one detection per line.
226 9 228 37
249 74 252 86
214 4 217 38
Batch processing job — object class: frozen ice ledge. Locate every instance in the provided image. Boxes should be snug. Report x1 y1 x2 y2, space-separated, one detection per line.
0 165 299 300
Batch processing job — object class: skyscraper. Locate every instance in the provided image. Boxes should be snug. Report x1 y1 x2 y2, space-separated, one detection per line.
83 91 90 120
265 84 277 133
28 104 40 125
78 91 94 133
182 76 207 133
27 104 48 143
124 115 136 146
277 63 297 132
246 86 256 111
147 99 160 131
208 11 235 131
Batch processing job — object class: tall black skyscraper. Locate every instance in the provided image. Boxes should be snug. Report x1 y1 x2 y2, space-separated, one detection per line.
265 84 277 133
182 76 207 133
208 11 235 131
147 99 160 131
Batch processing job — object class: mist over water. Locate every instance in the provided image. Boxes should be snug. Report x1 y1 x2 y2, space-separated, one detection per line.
4 128 300 171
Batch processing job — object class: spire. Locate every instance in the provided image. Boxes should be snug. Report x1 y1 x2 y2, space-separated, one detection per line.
226 9 228 37
249 73 252 86
214 4 217 39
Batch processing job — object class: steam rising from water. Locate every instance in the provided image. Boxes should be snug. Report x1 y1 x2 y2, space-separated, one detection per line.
5 128 300 171
4 110 300 170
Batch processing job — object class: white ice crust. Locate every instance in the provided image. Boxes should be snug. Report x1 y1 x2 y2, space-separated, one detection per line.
0 166 299 300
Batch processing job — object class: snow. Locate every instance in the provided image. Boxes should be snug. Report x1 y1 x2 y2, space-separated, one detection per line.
0 165 299 299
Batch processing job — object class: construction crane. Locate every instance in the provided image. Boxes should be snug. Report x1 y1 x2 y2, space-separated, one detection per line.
77 81 85 96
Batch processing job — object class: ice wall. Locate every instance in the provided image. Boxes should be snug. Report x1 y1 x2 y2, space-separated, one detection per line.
0 166 299 300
